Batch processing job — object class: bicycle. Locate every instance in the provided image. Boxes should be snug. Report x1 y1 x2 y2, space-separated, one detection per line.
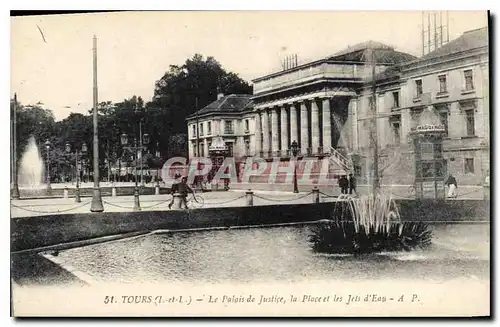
186 192 204 209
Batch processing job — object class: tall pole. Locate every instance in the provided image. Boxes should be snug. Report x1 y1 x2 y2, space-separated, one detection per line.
75 151 81 203
196 97 200 157
11 93 20 199
421 12 425 56
140 119 144 186
433 12 438 51
440 11 444 47
427 12 431 53
369 46 380 194
446 11 450 42
46 144 51 191
90 35 104 212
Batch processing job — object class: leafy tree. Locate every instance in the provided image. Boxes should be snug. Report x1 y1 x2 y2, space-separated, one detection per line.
150 54 252 157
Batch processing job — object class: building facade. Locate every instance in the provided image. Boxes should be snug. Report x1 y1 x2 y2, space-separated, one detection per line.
356 27 489 185
186 27 489 186
186 94 255 160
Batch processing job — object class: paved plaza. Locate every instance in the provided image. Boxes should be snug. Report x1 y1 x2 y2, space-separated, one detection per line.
11 182 487 218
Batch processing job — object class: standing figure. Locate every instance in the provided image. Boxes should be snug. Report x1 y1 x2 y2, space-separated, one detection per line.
348 173 357 196
338 175 348 194
484 171 490 200
445 174 458 198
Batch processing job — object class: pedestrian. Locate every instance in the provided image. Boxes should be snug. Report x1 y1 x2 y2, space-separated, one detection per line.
483 171 490 200
169 176 194 209
445 174 458 198
338 175 348 194
168 174 181 209
348 173 357 196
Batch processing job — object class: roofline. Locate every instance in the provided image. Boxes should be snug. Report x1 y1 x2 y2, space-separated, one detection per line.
251 59 381 83
186 109 254 121
401 46 488 71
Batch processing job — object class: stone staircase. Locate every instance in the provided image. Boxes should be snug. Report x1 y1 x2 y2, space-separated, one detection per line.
328 147 351 175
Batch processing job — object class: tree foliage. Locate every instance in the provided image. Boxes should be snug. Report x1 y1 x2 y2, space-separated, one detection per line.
12 54 252 180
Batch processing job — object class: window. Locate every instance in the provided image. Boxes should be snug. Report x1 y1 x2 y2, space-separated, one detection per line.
199 123 204 136
438 75 447 93
439 111 448 136
200 143 204 157
193 143 197 156
437 160 447 178
392 91 400 109
245 119 250 132
245 140 250 156
465 158 474 174
226 142 233 156
466 110 475 136
421 142 434 155
421 162 434 178
392 122 400 144
415 79 423 97
464 69 474 91
224 120 234 134
192 125 196 137
207 121 212 135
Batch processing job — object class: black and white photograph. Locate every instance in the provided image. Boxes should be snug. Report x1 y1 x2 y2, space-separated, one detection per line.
9 10 491 317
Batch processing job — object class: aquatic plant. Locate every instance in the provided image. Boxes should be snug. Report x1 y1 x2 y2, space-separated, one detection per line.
308 192 432 254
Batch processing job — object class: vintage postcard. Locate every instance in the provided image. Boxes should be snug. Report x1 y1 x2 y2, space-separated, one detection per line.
10 10 490 317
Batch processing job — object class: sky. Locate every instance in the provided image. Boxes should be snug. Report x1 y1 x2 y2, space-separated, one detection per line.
10 10 488 121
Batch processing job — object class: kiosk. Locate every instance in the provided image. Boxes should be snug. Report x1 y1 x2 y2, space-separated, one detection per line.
411 106 447 200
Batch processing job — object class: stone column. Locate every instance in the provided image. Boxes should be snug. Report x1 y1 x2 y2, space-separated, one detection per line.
350 98 359 151
203 141 209 158
322 98 332 152
271 107 279 155
311 99 320 154
300 101 309 154
261 108 270 155
280 106 289 155
290 104 298 145
400 108 412 145
254 111 262 155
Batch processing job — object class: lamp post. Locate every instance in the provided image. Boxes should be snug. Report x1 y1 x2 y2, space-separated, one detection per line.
66 142 87 203
121 131 149 211
44 140 52 192
11 93 20 199
90 34 104 212
290 140 299 193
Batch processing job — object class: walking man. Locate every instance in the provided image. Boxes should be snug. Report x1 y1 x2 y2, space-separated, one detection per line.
348 173 357 196
168 176 194 209
445 174 458 198
338 175 348 194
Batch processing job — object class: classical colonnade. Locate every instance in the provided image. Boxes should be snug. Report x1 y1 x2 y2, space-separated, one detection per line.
254 96 355 157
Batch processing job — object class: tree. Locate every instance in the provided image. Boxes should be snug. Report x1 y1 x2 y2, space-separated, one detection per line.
150 54 252 158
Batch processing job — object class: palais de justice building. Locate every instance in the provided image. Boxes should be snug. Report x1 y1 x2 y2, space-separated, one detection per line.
186 27 489 187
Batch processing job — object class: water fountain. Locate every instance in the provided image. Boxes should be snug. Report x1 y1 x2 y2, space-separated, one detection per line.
18 136 46 195
308 192 432 254
310 105 433 254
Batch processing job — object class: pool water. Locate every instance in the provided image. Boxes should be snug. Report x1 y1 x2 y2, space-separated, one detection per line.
56 224 490 284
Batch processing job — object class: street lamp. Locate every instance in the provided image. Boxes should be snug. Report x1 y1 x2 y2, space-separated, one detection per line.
66 142 87 203
44 140 52 192
121 130 149 211
290 140 299 193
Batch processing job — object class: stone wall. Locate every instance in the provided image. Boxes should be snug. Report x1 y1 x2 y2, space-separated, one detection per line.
11 200 489 252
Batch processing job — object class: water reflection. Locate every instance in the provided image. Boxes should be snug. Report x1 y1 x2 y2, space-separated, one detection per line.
57 224 490 284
